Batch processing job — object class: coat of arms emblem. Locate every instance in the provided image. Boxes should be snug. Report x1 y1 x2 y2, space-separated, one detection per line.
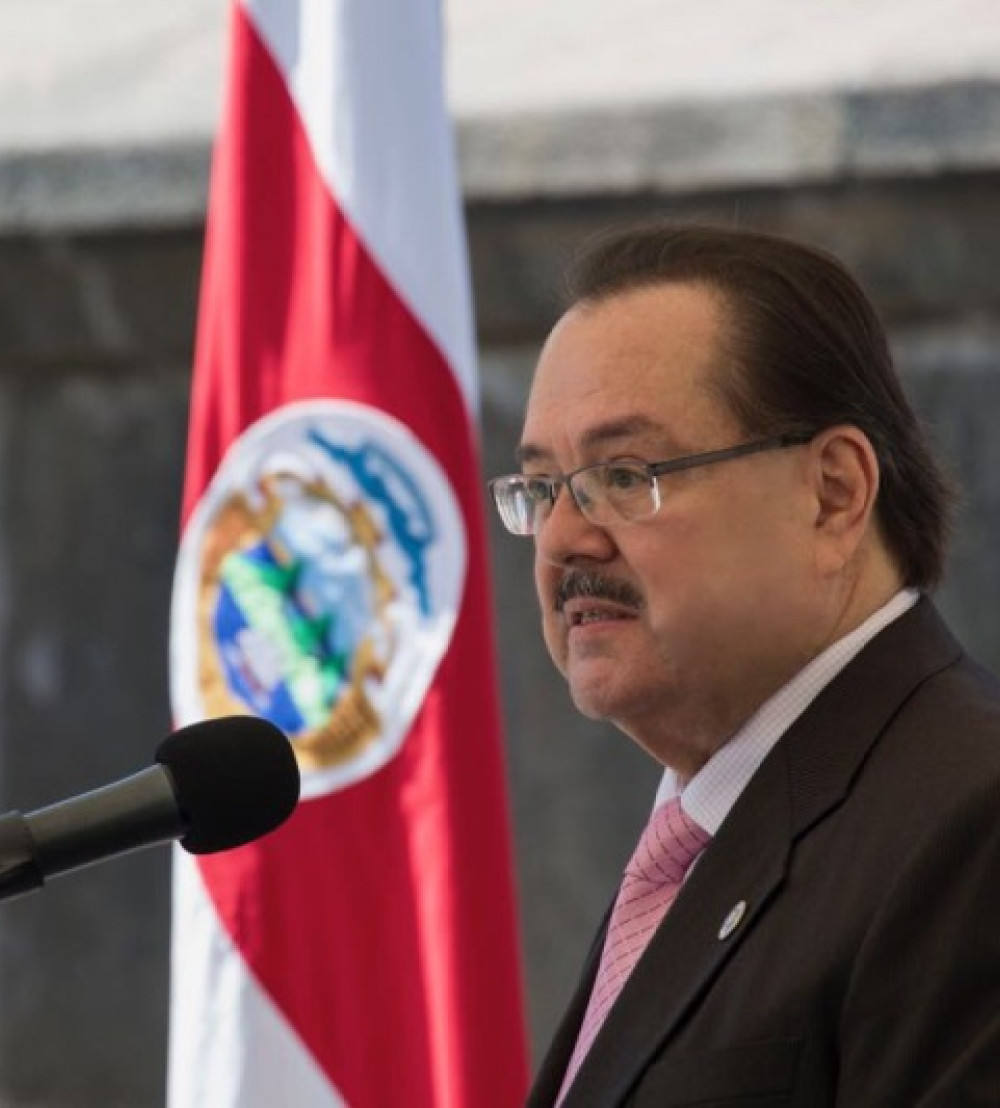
171 400 466 798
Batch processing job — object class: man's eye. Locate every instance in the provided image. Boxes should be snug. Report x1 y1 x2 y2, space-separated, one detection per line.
522 477 553 502
602 466 647 492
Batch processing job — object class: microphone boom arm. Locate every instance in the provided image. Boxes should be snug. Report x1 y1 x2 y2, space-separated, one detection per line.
30 766 184 880
0 766 184 902
0 813 43 901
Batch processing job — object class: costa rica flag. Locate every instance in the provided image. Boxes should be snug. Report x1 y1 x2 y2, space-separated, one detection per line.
167 2 529 1104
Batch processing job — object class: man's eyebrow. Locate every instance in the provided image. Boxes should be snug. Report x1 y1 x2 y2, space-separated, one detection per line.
514 443 547 467
516 415 668 467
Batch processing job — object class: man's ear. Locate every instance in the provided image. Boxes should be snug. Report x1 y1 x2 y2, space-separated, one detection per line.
809 425 881 575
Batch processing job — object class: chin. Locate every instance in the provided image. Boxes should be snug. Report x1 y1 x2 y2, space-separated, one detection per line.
569 692 607 722
567 676 630 724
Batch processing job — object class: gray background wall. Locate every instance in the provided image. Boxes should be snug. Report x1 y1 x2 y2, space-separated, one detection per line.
1 3 1000 1105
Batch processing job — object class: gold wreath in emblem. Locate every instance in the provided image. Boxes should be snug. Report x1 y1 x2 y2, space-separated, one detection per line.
196 467 397 771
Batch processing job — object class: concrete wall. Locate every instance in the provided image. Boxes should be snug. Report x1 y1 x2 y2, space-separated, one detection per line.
0 227 196 1105
0 83 999 1104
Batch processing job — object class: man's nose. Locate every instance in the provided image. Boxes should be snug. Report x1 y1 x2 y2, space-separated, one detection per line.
534 483 615 566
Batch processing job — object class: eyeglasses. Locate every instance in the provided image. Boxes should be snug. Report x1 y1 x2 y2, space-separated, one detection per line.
489 433 813 537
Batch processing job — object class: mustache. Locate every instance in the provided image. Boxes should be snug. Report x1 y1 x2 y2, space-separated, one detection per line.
554 570 645 613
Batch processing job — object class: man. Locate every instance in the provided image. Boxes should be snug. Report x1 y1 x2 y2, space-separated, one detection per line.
490 224 1000 1106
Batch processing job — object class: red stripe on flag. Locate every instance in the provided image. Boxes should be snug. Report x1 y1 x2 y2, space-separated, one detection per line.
185 7 528 1106
184 9 481 527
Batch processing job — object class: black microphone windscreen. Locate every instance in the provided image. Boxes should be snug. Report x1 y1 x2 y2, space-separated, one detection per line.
156 716 300 854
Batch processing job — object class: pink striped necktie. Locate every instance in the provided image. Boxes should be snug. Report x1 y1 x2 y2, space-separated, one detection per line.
556 798 711 1104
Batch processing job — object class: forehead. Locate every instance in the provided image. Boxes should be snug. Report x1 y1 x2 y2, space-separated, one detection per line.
520 283 737 462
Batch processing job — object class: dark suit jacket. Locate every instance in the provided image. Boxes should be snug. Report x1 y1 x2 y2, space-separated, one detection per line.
529 599 1000 1107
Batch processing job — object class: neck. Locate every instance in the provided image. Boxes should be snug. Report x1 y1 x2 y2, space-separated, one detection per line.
631 548 908 780
820 543 906 654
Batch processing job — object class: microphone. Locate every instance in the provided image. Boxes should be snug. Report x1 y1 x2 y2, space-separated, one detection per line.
0 715 300 902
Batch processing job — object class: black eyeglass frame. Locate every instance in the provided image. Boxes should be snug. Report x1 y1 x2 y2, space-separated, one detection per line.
489 432 815 536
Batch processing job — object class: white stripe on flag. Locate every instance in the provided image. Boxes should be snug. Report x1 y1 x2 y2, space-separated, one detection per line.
168 852 348 1108
243 0 478 410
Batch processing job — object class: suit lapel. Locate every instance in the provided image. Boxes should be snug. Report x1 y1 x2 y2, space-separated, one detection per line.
554 599 962 1107
561 742 793 1108
527 906 611 1107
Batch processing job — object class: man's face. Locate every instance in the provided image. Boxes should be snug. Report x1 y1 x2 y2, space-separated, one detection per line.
520 283 823 773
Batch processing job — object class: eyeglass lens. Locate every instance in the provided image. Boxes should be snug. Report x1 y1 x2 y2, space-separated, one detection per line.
494 464 658 535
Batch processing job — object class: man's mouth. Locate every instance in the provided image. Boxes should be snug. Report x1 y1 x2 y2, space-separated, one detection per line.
567 606 633 628
554 570 644 622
